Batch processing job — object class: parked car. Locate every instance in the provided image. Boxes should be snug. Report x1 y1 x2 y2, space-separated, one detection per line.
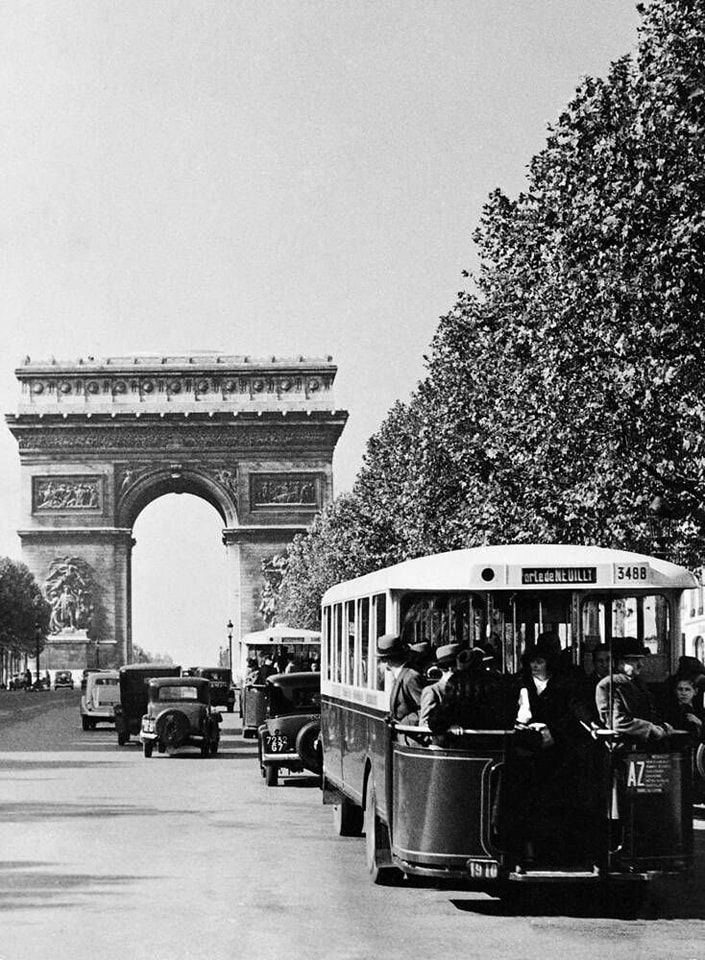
81 668 104 692
54 670 74 690
191 667 235 712
80 670 120 729
114 663 181 746
257 672 321 787
140 677 222 758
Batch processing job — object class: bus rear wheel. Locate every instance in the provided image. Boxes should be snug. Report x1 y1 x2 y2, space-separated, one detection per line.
333 797 363 837
364 785 401 885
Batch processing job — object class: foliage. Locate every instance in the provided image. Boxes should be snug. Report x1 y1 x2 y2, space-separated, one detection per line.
0 558 51 655
131 644 174 665
274 0 705 625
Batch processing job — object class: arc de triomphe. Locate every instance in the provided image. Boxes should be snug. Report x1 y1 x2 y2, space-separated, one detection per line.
6 354 347 669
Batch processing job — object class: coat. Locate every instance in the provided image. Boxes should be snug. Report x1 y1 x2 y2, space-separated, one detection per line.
389 663 424 725
595 673 665 743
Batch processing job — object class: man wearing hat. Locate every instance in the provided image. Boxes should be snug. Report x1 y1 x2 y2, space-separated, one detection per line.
419 643 462 735
420 645 507 739
376 634 425 726
595 637 672 743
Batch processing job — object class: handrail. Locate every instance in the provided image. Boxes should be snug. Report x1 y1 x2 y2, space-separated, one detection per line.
392 723 515 736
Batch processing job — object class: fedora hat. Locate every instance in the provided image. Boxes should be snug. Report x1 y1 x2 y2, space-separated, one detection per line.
612 636 649 660
376 633 407 660
435 643 462 666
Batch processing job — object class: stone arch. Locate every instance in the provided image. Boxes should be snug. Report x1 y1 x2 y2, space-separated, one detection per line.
117 465 238 529
7 354 347 671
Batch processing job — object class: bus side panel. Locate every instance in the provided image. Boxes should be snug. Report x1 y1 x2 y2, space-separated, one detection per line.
392 746 499 864
321 696 343 789
341 703 368 804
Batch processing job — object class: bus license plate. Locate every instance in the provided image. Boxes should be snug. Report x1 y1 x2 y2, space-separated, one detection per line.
265 734 288 753
467 860 499 880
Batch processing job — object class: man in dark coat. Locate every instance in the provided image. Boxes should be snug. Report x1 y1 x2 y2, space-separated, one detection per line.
377 633 424 726
595 637 672 744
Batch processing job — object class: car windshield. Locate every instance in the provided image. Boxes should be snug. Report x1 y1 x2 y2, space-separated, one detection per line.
269 684 320 715
200 671 228 681
157 686 199 701
95 678 118 686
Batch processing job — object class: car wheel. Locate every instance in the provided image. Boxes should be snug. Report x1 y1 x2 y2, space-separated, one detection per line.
81 716 91 731
364 784 401 885
265 765 278 787
333 797 363 837
143 740 154 758
157 740 166 754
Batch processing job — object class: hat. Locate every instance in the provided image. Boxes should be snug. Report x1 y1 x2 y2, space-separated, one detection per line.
409 641 431 656
376 634 407 660
525 638 560 664
676 655 705 679
456 647 488 671
435 643 462 666
612 637 649 660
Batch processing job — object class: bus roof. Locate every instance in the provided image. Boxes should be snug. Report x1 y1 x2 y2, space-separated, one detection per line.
240 624 321 645
321 545 697 603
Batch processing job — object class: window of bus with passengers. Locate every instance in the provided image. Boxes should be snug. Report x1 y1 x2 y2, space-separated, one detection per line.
399 589 673 681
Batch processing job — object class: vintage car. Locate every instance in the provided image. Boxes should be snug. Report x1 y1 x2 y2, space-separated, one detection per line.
140 677 222 758
114 663 181 746
191 667 235 712
54 670 74 690
257 672 321 787
80 670 120 729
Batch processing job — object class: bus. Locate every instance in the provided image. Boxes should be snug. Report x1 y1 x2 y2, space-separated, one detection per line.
237 624 321 738
319 544 697 893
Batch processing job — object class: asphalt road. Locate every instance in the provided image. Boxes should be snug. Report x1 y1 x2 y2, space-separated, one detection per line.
0 690 704 960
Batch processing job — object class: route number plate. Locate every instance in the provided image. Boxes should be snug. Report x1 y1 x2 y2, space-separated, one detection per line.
466 859 499 880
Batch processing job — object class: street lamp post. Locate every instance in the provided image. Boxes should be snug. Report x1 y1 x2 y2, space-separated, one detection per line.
227 619 233 673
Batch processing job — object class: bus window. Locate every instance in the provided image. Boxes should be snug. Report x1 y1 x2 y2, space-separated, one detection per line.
372 593 386 691
581 595 671 680
357 597 370 687
400 593 474 648
334 603 343 683
323 606 331 680
343 600 355 685
489 592 576 673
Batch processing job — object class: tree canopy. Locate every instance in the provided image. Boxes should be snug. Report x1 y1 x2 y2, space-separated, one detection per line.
273 0 705 627
0 558 51 656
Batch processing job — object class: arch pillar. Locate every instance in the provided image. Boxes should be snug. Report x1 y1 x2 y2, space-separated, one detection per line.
17 527 134 670
222 525 307 648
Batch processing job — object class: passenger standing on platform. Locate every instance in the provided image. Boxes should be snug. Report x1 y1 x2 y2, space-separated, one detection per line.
418 644 460 735
376 634 424 726
595 637 672 743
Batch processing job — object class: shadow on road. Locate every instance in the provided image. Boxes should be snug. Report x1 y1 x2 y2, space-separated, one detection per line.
0 859 155 911
0 800 199 823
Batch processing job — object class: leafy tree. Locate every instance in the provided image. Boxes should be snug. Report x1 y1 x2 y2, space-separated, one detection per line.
0 558 51 656
275 0 705 625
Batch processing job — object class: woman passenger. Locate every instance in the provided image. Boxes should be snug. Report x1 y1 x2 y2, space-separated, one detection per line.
663 677 705 742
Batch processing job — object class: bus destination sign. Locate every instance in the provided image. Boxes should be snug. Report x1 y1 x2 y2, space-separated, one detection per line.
522 567 597 585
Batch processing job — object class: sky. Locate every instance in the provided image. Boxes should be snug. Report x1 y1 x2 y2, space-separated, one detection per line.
0 0 641 666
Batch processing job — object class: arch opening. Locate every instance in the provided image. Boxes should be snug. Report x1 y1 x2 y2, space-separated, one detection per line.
131 493 230 668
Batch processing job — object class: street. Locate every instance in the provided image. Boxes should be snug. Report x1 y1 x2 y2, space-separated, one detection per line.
0 691 704 960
